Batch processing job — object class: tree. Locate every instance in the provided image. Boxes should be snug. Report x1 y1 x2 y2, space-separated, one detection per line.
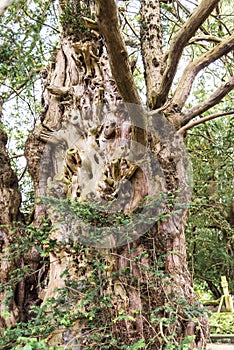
186 117 234 299
0 0 234 349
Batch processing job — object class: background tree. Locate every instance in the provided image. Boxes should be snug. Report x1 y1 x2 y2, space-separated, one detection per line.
0 0 233 349
186 116 234 299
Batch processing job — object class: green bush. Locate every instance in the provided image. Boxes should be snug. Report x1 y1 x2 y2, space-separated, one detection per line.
210 312 234 334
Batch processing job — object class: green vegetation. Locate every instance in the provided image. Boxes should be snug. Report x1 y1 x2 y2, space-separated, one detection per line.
186 117 234 296
0 219 207 350
0 1 234 349
210 313 234 335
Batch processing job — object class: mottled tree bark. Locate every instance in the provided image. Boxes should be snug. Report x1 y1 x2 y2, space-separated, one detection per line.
3 0 234 348
0 107 22 328
22 1 209 348
21 0 211 348
140 0 163 108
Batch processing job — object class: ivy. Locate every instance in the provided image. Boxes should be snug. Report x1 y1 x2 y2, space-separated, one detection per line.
0 211 207 350
59 0 92 40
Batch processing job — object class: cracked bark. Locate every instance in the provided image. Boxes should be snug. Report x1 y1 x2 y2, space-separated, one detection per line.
140 0 163 109
0 113 22 329
0 109 42 330
5 0 234 348
22 1 211 348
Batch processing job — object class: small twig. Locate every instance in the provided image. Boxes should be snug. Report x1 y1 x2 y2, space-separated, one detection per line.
10 153 25 159
18 165 28 182
159 321 169 344
186 132 215 143
2 75 40 121
120 11 139 39
22 2 60 34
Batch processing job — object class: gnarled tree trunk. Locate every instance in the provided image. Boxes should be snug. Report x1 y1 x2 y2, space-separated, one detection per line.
22 1 209 349
0 124 22 329
7 0 234 348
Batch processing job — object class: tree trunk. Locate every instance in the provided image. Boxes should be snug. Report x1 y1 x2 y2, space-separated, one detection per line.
0 106 26 328
2 1 210 349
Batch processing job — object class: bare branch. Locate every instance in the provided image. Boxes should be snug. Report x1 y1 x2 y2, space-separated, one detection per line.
10 153 25 159
182 75 234 124
96 0 141 106
178 109 234 134
18 165 28 182
154 0 219 108
188 35 222 45
171 32 234 110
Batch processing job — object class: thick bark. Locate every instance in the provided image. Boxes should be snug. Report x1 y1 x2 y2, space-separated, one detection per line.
23 38 207 350
8 0 234 348
0 113 22 329
0 110 43 332
17 1 211 349
140 0 163 109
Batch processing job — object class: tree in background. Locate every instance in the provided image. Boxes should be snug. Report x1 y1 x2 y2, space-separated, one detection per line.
0 0 233 349
186 116 234 299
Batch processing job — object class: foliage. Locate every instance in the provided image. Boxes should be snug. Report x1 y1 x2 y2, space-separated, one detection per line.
44 193 183 246
59 0 92 40
185 116 234 295
0 0 59 217
209 312 234 335
0 212 207 349
14 337 60 350
0 0 234 348
0 0 58 98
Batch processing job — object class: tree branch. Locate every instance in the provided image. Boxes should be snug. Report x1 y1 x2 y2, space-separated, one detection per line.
188 35 222 45
154 0 219 109
171 32 234 111
178 109 234 134
182 75 234 124
96 0 141 106
96 0 147 146
9 153 25 159
140 0 163 109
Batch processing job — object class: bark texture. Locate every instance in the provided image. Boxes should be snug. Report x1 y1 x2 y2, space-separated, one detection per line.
23 2 208 347
3 0 234 348
0 112 22 328
140 0 163 108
